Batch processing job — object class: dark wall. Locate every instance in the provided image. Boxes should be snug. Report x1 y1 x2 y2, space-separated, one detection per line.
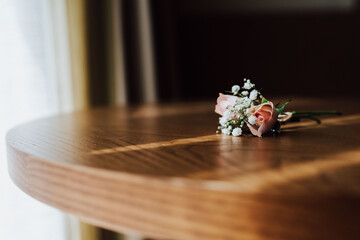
84 1 360 105
152 1 360 101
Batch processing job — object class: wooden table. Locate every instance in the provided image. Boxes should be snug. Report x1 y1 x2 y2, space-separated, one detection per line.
6 98 360 240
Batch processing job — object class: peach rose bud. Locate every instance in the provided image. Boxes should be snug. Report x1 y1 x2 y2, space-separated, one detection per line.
215 93 240 116
246 102 278 137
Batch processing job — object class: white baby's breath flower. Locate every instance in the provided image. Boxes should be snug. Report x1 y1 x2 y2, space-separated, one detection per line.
223 110 232 119
241 91 248 96
232 127 242 137
231 85 240 95
243 82 252 90
219 117 229 126
222 128 231 135
242 97 251 108
248 115 258 125
249 90 258 101
243 79 255 90
235 105 242 111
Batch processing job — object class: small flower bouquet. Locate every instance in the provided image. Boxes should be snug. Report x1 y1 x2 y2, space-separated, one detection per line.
215 78 340 137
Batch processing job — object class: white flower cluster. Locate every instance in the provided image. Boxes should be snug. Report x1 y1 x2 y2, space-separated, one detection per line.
217 78 262 136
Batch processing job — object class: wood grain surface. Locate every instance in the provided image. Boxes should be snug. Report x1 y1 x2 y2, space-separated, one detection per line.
6 97 360 240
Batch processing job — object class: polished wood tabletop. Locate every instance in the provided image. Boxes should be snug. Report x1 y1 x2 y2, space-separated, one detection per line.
6 97 360 240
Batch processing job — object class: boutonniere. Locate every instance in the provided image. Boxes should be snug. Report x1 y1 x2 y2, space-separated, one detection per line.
215 78 341 137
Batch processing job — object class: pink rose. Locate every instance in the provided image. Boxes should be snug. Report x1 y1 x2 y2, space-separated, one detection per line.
215 93 240 116
247 102 278 137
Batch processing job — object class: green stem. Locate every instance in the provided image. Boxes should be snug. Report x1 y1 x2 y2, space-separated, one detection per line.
292 111 341 116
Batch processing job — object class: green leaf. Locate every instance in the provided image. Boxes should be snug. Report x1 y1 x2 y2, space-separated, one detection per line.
276 99 292 115
261 96 268 103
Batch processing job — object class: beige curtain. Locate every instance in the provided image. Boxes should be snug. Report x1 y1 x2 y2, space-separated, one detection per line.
66 0 90 110
53 0 157 239
51 0 100 239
